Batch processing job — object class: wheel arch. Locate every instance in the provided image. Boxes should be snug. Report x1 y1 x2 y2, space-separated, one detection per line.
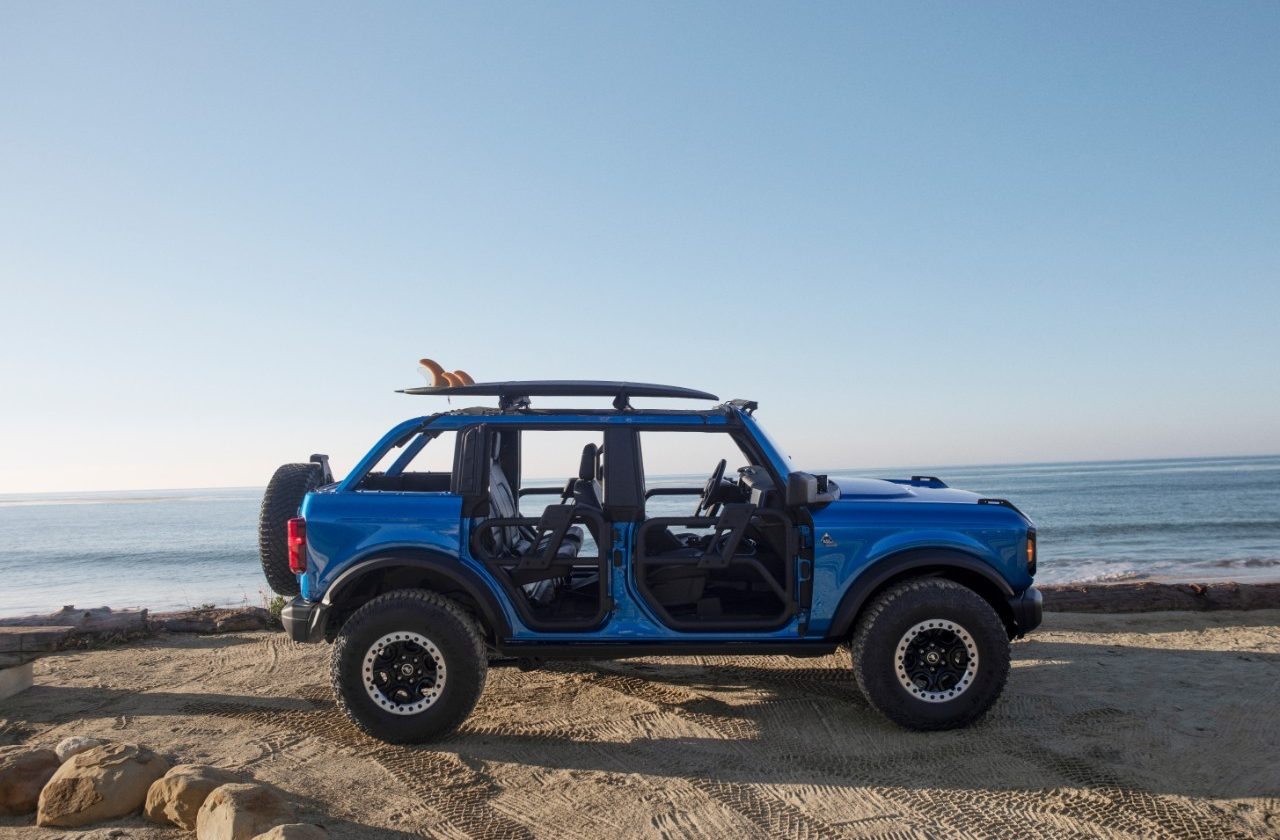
320 550 511 643
827 548 1017 641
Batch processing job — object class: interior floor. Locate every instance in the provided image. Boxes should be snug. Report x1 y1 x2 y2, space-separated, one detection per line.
519 567 602 623
640 548 788 621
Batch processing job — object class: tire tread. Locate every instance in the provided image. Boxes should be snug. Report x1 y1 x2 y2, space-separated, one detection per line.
330 589 487 743
851 577 1010 731
258 463 322 596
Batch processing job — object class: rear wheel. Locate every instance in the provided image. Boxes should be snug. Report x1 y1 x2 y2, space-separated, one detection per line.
851 578 1009 730
330 590 487 743
258 463 323 596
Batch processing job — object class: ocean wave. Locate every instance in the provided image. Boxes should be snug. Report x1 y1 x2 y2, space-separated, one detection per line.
0 549 258 567
1200 557 1280 569
1043 520 1280 538
1067 569 1150 584
0 495 262 509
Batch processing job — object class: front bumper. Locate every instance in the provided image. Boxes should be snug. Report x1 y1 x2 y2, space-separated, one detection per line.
1007 586 1043 637
281 597 328 643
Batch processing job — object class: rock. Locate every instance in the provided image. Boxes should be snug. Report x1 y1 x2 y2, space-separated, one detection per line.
55 736 107 762
196 782 294 840
252 825 328 840
145 763 243 829
36 742 169 827
0 745 60 815
0 661 35 700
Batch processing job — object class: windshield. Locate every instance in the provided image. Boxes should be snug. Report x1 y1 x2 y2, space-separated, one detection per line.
747 415 798 474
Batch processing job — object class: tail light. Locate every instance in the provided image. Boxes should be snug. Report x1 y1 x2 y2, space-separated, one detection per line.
287 517 307 574
1026 531 1037 576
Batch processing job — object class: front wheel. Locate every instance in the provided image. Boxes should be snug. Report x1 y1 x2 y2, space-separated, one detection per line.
851 578 1010 731
330 590 488 743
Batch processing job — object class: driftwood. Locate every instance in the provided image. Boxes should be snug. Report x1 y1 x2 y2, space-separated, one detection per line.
0 605 276 646
0 626 79 667
1041 581 1280 613
151 607 275 634
0 605 148 632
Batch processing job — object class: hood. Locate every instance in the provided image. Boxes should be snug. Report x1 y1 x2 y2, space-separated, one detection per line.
831 478 983 505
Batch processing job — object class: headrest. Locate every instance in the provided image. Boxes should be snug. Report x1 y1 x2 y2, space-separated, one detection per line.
491 434 502 461
579 443 598 481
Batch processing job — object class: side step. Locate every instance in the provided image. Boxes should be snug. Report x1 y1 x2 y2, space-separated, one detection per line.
493 641 838 660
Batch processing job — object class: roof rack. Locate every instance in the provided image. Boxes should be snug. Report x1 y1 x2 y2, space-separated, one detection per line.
398 380 719 411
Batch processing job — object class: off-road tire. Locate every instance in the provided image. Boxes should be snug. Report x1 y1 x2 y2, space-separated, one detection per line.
330 589 488 743
851 577 1010 731
258 463 323 596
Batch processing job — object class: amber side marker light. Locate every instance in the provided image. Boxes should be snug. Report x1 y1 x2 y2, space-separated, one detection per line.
287 517 307 574
1026 531 1037 576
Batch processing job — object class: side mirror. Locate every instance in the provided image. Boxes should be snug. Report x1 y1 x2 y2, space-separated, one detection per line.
786 472 818 506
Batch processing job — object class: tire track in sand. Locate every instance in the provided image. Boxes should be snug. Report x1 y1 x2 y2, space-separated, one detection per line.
186 686 533 840
182 652 1271 840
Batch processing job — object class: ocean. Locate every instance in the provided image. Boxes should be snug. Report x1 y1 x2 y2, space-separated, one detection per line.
0 455 1276 617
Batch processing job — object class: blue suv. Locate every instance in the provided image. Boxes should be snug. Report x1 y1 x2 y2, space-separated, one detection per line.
260 380 1041 743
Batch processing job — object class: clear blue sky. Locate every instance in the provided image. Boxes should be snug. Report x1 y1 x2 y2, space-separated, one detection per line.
1 2 1277 492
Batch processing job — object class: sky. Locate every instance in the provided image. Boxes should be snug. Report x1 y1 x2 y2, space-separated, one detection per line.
1 2 1277 492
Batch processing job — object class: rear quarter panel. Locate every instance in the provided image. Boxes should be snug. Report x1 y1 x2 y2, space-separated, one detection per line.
298 490 470 601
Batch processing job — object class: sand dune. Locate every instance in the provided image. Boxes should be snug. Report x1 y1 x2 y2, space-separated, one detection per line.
2 610 1277 838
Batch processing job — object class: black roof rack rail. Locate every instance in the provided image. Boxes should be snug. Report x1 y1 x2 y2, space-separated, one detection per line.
398 380 719 411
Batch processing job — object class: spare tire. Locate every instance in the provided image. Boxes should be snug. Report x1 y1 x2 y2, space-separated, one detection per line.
258 463 324 596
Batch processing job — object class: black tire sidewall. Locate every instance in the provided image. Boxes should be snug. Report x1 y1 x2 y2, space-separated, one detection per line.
331 591 486 744
853 580 1010 730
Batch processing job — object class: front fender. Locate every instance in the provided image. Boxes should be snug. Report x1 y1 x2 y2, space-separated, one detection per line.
864 529 998 570
825 548 1015 640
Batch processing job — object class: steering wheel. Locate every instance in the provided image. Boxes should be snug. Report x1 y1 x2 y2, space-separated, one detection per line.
694 459 727 518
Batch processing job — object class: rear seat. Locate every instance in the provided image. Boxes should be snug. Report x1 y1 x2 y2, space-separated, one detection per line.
486 440 583 584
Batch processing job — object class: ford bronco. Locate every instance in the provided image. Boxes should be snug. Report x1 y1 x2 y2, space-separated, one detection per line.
260 380 1041 743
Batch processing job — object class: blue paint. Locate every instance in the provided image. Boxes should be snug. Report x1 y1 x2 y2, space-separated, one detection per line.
296 403 1036 644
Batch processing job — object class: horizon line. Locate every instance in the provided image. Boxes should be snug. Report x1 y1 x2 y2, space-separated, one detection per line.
2 451 1276 497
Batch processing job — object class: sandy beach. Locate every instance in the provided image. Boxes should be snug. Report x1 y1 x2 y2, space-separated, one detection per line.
2 609 1277 839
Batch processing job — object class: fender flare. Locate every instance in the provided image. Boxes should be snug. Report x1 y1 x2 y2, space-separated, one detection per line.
321 549 511 639
827 548 1015 640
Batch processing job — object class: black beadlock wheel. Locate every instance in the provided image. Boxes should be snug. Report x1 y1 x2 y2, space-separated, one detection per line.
330 589 488 744
850 577 1010 731
258 463 323 596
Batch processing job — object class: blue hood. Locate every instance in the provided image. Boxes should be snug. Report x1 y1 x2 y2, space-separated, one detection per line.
831 478 983 505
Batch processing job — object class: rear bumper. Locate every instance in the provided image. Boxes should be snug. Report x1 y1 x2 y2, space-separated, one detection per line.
1007 586 1043 637
281 597 328 643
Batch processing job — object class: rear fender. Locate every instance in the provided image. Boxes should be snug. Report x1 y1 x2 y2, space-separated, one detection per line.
320 549 511 641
